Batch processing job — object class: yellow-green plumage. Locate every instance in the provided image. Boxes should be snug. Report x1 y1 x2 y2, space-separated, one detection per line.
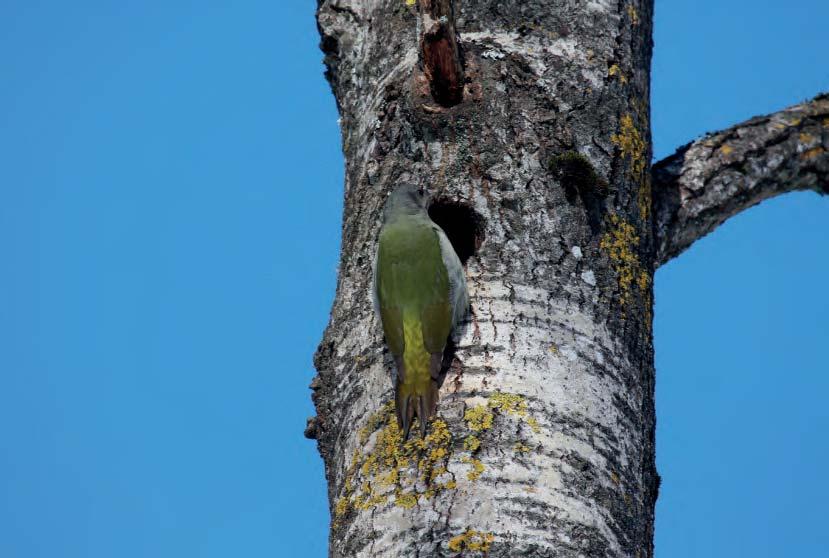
401 311 437 404
374 186 466 438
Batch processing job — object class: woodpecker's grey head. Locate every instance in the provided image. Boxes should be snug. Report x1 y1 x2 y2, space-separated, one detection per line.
383 184 429 222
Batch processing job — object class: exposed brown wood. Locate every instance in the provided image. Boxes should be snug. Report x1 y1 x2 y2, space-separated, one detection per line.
419 0 464 107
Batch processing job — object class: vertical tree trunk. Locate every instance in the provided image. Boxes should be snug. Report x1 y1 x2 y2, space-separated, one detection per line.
311 1 659 556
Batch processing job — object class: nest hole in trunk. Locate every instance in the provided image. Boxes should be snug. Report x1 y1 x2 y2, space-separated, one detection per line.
428 198 485 265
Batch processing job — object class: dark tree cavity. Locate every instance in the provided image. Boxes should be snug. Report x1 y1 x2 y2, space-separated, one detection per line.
428 199 485 264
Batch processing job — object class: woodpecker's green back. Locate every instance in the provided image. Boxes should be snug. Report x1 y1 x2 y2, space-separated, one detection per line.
374 185 467 438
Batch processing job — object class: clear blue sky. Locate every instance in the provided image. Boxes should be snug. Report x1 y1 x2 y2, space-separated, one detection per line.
0 2 825 557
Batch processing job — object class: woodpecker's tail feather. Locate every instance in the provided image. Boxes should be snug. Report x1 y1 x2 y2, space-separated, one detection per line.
395 381 440 441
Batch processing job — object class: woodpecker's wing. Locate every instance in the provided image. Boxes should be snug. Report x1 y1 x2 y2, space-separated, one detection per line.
433 223 469 329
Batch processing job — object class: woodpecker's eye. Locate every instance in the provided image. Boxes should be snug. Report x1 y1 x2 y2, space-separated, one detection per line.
417 187 425 197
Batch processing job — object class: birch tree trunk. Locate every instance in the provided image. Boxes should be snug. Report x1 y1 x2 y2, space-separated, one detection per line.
306 1 829 556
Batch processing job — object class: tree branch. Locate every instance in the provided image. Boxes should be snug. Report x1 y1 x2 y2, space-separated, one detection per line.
652 93 829 266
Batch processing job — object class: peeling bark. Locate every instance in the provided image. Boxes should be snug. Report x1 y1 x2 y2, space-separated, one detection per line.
653 94 829 266
309 1 823 557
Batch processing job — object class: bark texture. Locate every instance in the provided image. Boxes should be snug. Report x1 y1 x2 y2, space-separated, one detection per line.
309 1 826 557
653 94 829 266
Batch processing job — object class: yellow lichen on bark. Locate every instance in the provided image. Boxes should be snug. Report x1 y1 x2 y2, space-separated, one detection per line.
463 457 485 481
488 392 541 435
600 214 651 310
464 405 494 432
639 173 652 223
394 493 418 509
336 403 456 520
608 64 628 84
627 4 639 26
341 391 545 521
489 392 529 417
637 269 650 291
459 392 542 481
448 530 495 553
612 115 646 177
612 113 650 220
334 496 350 519
358 401 394 444
599 214 653 321
464 435 481 451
